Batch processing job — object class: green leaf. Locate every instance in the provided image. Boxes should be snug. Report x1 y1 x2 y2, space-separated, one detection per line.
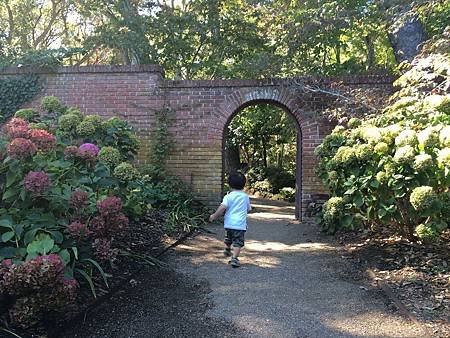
377 208 387 218
0 217 13 228
370 180 379 188
6 170 19 188
75 268 97 298
1 231 15 242
82 258 109 288
0 247 18 258
2 188 18 201
71 247 78 260
59 249 71 266
26 233 54 255
24 228 39 245
353 194 364 208
47 230 64 244
341 214 354 228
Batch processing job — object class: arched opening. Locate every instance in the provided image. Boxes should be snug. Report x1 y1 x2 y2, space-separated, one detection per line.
222 100 302 219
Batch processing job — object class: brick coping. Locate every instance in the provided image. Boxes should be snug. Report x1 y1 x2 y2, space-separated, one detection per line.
0 64 164 75
0 65 396 88
163 75 396 88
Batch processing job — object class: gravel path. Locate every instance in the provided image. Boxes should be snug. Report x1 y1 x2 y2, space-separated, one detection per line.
169 198 430 338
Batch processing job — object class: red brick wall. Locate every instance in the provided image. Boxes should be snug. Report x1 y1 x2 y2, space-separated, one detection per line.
0 66 394 219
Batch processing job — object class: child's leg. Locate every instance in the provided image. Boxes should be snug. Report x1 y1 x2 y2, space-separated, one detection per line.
224 230 232 248
231 230 245 258
224 230 232 256
232 246 241 258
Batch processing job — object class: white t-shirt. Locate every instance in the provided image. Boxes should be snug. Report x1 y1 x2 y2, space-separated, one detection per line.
221 190 251 230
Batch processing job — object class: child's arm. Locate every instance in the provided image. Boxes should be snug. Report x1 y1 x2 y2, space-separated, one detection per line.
209 204 226 222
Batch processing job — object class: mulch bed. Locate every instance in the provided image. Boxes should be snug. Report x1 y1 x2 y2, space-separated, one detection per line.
337 229 450 338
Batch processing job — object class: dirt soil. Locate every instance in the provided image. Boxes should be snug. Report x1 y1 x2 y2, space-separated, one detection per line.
59 264 244 338
338 230 450 337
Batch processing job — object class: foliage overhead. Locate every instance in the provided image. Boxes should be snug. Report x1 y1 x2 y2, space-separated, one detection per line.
1 0 448 78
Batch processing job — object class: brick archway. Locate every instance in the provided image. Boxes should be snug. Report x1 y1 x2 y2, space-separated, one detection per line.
219 90 304 218
1 65 394 220
222 98 302 219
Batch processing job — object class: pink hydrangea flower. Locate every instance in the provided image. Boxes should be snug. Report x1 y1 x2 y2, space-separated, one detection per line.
7 125 30 139
6 118 28 129
1 259 13 268
7 138 37 159
35 254 65 274
92 238 116 261
24 171 51 195
111 213 129 230
79 143 100 156
97 196 123 216
67 221 90 239
63 278 78 300
69 189 89 210
29 129 56 152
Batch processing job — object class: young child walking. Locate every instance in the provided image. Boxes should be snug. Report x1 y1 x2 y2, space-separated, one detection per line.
209 172 251 268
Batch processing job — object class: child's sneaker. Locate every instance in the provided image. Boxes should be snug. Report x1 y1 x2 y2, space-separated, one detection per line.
230 257 241 268
223 248 231 257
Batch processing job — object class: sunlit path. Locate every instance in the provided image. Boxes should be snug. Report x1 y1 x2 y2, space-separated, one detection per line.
170 198 428 338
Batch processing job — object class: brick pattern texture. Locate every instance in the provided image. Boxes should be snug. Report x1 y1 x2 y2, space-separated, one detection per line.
0 65 394 219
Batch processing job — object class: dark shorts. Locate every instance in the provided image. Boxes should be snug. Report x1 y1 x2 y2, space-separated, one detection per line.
224 229 246 248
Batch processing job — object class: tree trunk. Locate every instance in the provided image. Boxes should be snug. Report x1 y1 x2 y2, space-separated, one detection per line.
261 138 268 168
387 10 427 63
364 35 375 69
225 144 240 174
335 42 341 65
278 143 284 168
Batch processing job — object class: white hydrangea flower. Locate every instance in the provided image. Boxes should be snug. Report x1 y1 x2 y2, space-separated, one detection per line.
417 127 440 149
360 126 383 144
439 126 450 147
394 145 416 164
437 148 450 167
395 129 417 147
423 95 448 109
413 154 433 171
384 124 402 138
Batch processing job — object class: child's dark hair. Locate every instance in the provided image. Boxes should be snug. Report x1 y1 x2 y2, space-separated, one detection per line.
228 172 246 190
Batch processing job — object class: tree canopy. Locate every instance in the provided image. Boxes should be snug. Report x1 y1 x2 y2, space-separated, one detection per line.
1 0 448 78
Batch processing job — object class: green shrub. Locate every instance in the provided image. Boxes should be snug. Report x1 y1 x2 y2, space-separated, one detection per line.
14 108 39 122
114 162 139 182
263 166 295 193
253 179 272 194
64 107 84 120
410 186 439 212
59 113 82 132
314 35 449 240
98 146 122 167
41 96 65 114
0 112 139 329
101 117 140 160
279 187 295 202
415 223 438 243
76 119 97 138
29 122 50 131
347 117 361 128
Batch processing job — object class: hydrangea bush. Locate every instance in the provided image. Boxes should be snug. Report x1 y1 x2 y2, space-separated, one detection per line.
0 96 142 330
315 34 450 242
